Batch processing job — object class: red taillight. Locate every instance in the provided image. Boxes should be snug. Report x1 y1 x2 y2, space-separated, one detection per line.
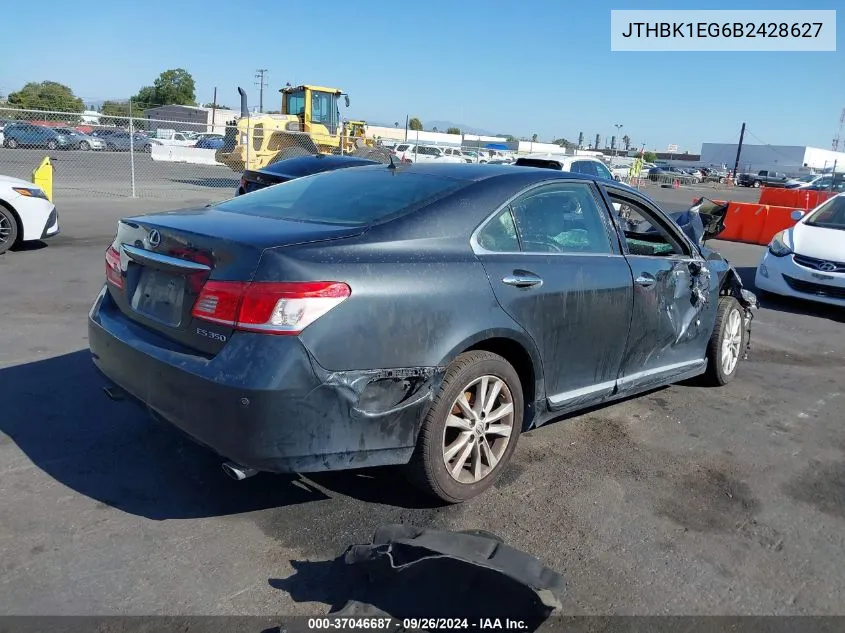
105 245 123 289
191 281 350 335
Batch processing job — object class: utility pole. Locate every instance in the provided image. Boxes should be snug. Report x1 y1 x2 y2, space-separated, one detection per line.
211 87 217 133
255 69 268 113
733 122 746 181
614 123 623 164
404 114 409 142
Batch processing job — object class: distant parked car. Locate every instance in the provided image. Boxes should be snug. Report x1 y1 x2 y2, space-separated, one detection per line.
392 144 464 164
2 123 74 150
514 155 615 180
103 132 147 151
53 127 106 151
236 154 381 196
194 137 225 150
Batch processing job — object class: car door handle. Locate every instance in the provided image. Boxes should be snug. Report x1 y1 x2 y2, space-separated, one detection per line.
635 274 656 287
502 273 543 288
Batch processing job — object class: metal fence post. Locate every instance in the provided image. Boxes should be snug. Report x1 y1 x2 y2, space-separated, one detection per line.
128 100 137 198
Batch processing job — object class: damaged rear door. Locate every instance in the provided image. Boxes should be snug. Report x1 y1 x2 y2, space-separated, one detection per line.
603 186 718 393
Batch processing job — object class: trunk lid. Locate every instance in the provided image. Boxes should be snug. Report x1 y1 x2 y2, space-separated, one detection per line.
107 206 365 355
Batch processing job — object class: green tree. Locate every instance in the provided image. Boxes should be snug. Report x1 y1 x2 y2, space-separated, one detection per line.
152 68 196 105
203 102 229 109
446 127 461 135
100 100 131 126
431 126 438 132
643 151 657 163
408 117 423 131
531 133 539 142
132 86 158 109
7 81 84 113
622 134 631 150
553 137 574 149
501 134 516 142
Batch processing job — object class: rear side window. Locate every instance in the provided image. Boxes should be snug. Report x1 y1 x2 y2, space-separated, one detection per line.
215 168 466 226
395 144 410 152
571 160 598 177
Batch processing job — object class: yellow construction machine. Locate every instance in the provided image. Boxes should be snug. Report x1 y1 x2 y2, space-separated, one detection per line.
216 85 373 172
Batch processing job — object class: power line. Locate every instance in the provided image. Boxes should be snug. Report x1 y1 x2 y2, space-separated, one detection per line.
255 69 268 113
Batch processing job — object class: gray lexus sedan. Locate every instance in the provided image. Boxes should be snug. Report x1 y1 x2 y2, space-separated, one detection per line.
88 163 757 503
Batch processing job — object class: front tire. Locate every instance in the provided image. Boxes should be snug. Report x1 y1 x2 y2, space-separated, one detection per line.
79 141 90 151
46 140 58 150
406 351 523 503
0 205 20 255
753 180 761 188
702 296 745 386
6 138 18 149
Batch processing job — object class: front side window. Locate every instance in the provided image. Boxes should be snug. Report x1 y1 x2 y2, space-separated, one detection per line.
507 183 612 254
608 192 690 257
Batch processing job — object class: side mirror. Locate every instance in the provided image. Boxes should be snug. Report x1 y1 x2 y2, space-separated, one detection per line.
790 209 805 221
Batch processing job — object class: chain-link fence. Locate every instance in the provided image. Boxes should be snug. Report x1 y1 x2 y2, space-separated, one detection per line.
1 106 737 202
0 107 394 202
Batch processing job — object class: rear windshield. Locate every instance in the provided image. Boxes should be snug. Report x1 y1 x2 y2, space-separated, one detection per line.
215 167 466 226
515 158 563 170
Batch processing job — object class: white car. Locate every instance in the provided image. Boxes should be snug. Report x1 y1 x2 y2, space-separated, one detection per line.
442 147 472 163
392 144 463 164
0 175 60 255
755 193 845 307
514 154 616 181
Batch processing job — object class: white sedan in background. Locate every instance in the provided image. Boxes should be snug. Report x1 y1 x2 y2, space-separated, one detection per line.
0 175 60 255
755 193 845 307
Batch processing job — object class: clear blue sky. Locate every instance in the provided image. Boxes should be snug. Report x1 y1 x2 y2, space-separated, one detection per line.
3 0 843 153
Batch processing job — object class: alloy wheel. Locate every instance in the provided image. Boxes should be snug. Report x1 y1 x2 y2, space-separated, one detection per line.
442 375 514 484
721 308 743 375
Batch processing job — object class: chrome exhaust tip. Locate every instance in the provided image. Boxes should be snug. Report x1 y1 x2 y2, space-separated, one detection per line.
221 461 258 481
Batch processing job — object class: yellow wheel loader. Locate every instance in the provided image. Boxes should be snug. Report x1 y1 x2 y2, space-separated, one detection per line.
217 85 366 172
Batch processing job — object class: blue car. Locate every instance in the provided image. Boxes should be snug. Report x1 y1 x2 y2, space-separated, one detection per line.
3 123 74 150
194 137 225 150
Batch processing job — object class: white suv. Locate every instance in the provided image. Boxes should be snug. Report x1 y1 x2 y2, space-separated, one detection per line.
442 147 472 163
514 155 615 180
393 144 464 164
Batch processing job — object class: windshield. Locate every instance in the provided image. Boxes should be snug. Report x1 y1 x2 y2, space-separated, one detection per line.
797 174 818 183
285 90 305 116
215 167 467 226
806 195 845 231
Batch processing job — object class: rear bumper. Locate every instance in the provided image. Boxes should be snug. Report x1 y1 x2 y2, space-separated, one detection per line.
88 287 438 473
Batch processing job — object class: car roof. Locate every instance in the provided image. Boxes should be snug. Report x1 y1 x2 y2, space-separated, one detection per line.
256 154 380 177
359 162 637 189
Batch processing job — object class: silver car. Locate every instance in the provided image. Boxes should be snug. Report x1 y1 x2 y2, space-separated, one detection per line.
54 128 106 151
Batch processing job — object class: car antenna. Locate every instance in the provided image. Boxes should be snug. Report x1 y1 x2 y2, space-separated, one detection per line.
388 153 397 170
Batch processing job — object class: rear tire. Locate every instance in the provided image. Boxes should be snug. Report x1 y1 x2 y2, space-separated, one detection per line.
79 141 90 151
406 351 523 504
6 138 18 149
0 205 20 255
702 296 745 386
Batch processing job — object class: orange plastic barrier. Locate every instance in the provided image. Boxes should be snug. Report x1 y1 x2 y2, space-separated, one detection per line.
759 205 805 245
718 202 768 244
759 187 838 209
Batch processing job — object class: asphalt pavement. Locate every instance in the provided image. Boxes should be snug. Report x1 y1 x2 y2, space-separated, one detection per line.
0 188 843 617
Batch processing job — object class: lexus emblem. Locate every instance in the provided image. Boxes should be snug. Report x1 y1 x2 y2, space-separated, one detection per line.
148 229 161 249
818 261 837 272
